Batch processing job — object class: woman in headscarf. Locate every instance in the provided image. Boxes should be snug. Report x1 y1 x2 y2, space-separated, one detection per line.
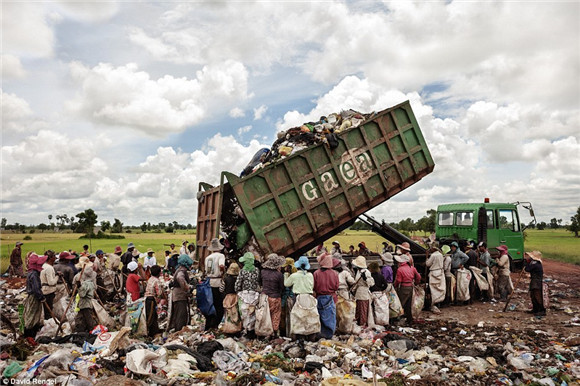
168 254 193 332
221 262 242 335
125 261 142 302
235 252 261 338
284 256 318 341
74 268 97 333
495 245 512 301
260 254 286 337
313 252 338 339
351 256 375 328
280 258 297 337
23 254 46 337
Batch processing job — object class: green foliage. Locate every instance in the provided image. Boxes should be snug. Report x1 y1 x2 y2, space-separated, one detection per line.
76 209 98 235
165 226 174 233
568 206 580 237
111 218 123 233
79 231 125 239
537 221 547 230
350 221 371 231
23 235 32 240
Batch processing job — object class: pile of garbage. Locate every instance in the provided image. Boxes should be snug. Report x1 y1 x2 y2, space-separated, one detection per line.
1 317 579 385
240 109 374 177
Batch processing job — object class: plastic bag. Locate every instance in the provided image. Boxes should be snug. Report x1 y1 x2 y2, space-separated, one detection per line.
336 296 356 334
456 268 471 302
290 294 320 335
255 294 274 337
371 291 390 326
222 294 242 334
196 279 216 316
387 285 403 318
125 298 147 336
126 348 167 375
411 285 425 319
92 300 115 329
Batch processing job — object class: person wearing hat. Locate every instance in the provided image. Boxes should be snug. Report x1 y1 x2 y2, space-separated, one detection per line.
351 256 375 328
495 245 512 301
333 257 355 301
143 248 157 279
357 242 370 256
179 240 188 255
313 252 339 339
23 254 46 337
380 251 394 285
425 242 445 313
54 251 76 297
330 241 342 255
260 254 286 337
166 251 180 275
235 252 261 338
441 245 453 307
204 238 226 330
108 247 122 271
168 254 194 332
524 251 546 316
125 261 143 302
394 253 421 325
40 253 58 320
382 241 394 254
284 256 316 340
396 242 414 266
449 241 469 276
280 258 297 336
74 268 97 333
477 242 494 301
9 241 24 277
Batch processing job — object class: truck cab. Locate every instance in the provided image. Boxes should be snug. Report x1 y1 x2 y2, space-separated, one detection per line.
435 199 534 264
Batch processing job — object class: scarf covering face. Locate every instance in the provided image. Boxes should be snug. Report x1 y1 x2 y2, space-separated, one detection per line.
239 252 256 272
178 254 193 268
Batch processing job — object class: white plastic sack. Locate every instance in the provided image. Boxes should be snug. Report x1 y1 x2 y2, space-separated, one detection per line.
469 266 489 291
255 294 274 337
290 294 320 335
238 290 259 332
456 268 472 302
387 285 403 318
126 348 167 375
36 318 71 338
91 299 115 329
411 285 425 319
371 292 390 326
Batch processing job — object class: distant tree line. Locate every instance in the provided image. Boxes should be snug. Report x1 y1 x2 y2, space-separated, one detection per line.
1 209 196 235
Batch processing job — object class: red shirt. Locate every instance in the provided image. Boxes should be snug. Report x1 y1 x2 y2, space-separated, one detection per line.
394 263 421 287
313 269 339 303
126 273 141 301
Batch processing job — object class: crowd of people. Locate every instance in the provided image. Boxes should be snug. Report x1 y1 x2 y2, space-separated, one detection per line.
7 236 545 342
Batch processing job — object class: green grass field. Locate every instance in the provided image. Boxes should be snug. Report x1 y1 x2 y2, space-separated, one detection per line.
1 228 578 272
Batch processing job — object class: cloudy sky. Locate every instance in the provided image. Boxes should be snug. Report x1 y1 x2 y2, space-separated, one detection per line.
2 1 579 227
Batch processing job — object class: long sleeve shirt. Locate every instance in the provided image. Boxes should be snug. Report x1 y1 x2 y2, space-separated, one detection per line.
478 251 492 274
284 271 314 294
497 254 510 276
352 269 375 301
313 269 339 302
261 268 284 298
466 250 478 268
26 271 44 301
171 266 190 302
525 260 543 290
10 248 23 267
426 251 444 272
443 255 452 277
235 269 260 292
394 263 421 288
144 276 165 301
223 274 238 295
337 270 355 299
40 263 58 295
78 280 95 309
450 250 469 269
381 266 393 283
54 262 74 288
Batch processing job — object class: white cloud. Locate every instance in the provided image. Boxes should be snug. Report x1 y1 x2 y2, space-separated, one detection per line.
253 105 268 120
229 107 245 118
237 125 252 135
2 2 55 58
1 55 26 79
66 60 250 136
54 1 119 23
1 90 48 134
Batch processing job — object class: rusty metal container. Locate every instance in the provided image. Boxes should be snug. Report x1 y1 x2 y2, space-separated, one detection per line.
196 100 435 260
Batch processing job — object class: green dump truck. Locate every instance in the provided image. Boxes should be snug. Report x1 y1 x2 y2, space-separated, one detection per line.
436 199 536 265
196 100 435 262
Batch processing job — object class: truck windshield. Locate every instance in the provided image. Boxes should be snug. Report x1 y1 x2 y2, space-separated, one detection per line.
438 212 453 226
455 211 473 226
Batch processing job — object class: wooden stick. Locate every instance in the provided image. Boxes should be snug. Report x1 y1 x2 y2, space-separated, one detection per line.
54 264 86 337
42 299 60 323
503 266 526 312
